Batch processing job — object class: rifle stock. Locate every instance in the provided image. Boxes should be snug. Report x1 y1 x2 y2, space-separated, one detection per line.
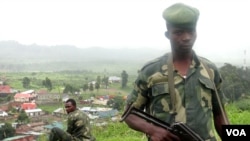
120 105 204 141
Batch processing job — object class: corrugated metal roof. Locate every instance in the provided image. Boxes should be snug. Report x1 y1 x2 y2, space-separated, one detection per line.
14 93 31 98
25 108 42 113
21 90 35 94
3 135 30 141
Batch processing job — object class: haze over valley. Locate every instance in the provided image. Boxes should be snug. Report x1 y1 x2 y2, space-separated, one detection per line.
0 41 246 74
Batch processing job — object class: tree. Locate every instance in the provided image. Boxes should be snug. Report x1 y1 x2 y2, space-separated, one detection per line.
63 84 79 94
85 77 88 82
42 77 52 91
102 76 109 89
95 82 100 91
17 110 29 124
22 77 30 88
107 96 125 110
83 83 88 92
0 122 15 140
219 63 249 102
121 70 128 88
96 76 101 85
95 76 101 91
89 83 94 91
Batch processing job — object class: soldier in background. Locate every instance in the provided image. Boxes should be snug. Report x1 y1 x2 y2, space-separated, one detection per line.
49 98 95 141
123 3 229 141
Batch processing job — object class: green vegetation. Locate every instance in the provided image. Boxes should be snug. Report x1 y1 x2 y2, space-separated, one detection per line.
1 70 136 94
12 102 250 141
0 122 16 140
16 110 29 124
1 62 250 140
93 121 146 141
226 100 250 124
92 101 250 141
39 103 63 113
35 97 250 141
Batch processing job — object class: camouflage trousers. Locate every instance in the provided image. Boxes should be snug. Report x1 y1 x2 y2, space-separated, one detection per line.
49 127 95 141
49 127 72 141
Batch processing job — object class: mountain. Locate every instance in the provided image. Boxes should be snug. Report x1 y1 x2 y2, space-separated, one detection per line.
0 41 169 74
0 41 244 74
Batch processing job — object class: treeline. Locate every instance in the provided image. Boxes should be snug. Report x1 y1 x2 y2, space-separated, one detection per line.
220 63 250 102
15 70 130 95
1 62 250 103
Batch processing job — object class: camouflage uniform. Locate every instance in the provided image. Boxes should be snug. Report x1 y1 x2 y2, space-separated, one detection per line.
49 109 95 141
126 51 225 141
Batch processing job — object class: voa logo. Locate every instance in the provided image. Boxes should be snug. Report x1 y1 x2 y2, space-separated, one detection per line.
226 129 246 136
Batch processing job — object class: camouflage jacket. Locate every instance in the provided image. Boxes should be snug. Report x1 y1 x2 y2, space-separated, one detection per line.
126 51 225 141
67 109 95 141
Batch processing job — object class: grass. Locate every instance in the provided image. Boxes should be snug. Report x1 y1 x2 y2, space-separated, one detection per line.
92 103 250 141
38 103 63 113
226 103 250 124
14 97 250 141
93 121 146 141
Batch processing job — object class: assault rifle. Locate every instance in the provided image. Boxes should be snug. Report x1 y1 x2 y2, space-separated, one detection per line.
120 104 204 141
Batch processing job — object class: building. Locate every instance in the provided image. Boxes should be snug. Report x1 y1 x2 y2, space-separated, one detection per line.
37 93 67 102
21 103 37 110
0 109 8 117
25 109 43 117
14 93 32 102
52 108 67 117
80 107 118 119
108 76 121 83
2 135 34 141
21 90 37 100
43 122 63 132
0 85 12 97
0 85 11 93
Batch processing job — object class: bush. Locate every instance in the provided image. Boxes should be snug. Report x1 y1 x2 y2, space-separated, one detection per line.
226 103 250 124
92 121 146 141
234 98 250 111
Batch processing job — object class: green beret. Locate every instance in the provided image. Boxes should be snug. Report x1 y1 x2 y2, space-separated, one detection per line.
162 3 199 28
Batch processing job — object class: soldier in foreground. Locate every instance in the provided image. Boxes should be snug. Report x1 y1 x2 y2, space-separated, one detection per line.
49 98 95 141
122 3 229 141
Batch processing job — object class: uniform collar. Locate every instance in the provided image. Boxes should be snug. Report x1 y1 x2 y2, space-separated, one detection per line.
190 50 201 68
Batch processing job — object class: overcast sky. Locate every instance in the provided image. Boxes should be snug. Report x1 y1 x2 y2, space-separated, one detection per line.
0 0 250 64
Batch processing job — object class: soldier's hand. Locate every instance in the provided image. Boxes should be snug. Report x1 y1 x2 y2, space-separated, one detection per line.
147 125 180 141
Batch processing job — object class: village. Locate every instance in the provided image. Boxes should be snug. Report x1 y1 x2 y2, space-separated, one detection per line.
0 76 125 141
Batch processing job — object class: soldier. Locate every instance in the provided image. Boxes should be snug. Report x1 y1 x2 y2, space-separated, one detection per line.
49 98 95 141
123 3 229 141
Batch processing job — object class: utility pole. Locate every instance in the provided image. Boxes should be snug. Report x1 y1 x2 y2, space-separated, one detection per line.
243 49 247 71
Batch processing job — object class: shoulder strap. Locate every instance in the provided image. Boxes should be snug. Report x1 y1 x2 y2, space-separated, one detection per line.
167 53 177 114
200 57 230 124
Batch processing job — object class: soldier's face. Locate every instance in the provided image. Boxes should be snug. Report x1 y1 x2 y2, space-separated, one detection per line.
65 102 76 114
165 26 197 53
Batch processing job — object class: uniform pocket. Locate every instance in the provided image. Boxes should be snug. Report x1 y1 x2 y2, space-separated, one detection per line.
152 82 169 96
150 82 173 122
198 77 214 109
199 77 215 90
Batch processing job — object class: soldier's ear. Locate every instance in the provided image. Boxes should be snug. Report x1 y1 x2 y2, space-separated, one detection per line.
165 31 169 39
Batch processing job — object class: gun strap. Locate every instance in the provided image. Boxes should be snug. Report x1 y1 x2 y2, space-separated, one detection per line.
167 53 176 113
200 58 230 124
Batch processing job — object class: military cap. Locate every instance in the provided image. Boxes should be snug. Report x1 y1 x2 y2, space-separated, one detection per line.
162 3 199 28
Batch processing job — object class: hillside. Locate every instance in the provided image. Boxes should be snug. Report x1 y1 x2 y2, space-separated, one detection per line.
0 41 169 74
0 40 244 74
